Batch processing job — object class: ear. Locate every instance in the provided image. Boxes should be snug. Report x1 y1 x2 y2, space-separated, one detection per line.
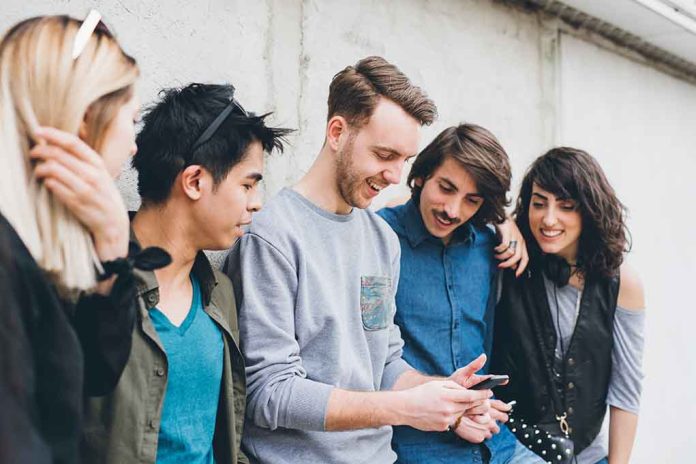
326 115 349 152
78 109 91 141
179 165 209 201
414 177 424 187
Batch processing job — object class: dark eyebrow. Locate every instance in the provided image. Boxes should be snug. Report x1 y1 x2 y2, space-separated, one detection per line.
246 172 263 182
532 192 548 200
439 177 459 192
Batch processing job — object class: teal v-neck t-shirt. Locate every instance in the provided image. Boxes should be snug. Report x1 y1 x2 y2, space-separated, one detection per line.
150 275 224 464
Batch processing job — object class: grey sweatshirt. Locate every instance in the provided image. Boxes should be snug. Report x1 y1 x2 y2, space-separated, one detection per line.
224 188 411 464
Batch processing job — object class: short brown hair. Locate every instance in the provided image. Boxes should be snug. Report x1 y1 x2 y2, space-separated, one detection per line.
407 124 511 227
327 56 437 127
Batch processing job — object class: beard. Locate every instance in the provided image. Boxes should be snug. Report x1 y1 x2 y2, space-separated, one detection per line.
335 135 367 209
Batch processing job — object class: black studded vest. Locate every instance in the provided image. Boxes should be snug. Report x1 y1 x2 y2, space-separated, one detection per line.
491 265 619 453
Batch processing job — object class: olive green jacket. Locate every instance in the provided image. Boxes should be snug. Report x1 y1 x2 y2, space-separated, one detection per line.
81 251 248 463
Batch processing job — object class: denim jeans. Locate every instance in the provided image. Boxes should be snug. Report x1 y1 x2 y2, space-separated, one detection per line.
508 441 546 464
509 441 609 464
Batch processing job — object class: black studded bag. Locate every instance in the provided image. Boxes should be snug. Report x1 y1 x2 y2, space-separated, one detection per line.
507 411 574 464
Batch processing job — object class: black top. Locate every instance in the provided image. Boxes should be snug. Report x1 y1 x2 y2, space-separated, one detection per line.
491 265 619 453
0 213 138 463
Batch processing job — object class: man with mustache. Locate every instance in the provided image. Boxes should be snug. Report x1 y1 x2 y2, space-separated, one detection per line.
224 57 493 463
378 124 544 463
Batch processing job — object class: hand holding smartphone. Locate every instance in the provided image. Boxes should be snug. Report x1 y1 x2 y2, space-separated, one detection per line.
469 374 509 390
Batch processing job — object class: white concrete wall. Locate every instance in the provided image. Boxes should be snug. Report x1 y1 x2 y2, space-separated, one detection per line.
2 1 693 461
559 33 696 463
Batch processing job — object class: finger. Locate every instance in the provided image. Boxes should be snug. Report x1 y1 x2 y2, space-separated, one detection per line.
465 404 489 415
42 177 79 207
494 242 512 257
458 417 490 432
30 144 100 183
457 354 487 379
34 160 92 199
497 242 522 268
488 422 500 434
441 380 466 390
471 413 491 425
494 240 510 254
490 399 511 412
494 221 512 253
449 388 493 403
516 241 530 277
34 126 103 166
466 374 492 389
489 408 509 423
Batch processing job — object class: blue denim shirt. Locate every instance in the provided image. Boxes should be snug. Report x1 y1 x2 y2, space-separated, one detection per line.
378 200 517 464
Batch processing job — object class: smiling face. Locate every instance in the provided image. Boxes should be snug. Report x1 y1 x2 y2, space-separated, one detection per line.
528 183 583 263
335 97 421 210
416 157 484 244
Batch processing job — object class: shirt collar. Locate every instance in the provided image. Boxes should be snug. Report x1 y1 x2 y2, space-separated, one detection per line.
401 199 476 248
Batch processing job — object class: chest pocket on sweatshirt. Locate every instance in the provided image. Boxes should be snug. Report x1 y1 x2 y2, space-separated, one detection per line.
360 276 393 331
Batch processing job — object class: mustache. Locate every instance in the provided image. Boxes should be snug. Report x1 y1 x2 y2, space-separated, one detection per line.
433 210 461 225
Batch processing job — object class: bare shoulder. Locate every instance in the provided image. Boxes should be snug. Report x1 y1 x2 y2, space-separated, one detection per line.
618 263 645 311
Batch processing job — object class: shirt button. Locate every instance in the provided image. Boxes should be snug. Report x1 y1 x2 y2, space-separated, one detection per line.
568 358 575 366
568 382 575 390
149 419 157 429
568 407 574 415
147 293 157 304
155 367 165 377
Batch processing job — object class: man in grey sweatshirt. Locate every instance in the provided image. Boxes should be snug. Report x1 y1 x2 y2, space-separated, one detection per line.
224 56 494 464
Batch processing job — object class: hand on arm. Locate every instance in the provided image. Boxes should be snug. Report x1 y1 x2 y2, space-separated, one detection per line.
494 217 529 277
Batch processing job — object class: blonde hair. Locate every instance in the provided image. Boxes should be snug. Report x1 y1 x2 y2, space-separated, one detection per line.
0 15 138 293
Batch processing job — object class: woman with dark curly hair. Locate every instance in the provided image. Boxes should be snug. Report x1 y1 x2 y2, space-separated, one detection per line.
491 147 645 464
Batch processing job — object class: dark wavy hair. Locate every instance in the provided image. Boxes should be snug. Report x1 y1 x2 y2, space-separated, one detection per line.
514 147 630 279
407 124 511 227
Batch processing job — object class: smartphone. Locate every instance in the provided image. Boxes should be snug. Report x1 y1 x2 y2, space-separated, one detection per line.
470 375 509 390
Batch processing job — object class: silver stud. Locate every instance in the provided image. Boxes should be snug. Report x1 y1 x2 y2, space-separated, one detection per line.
522 424 527 429
551 444 557 449
525 433 529 438
537 439 542 444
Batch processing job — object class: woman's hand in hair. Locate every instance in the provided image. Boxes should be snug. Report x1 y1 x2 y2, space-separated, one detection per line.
31 127 129 263
494 217 529 277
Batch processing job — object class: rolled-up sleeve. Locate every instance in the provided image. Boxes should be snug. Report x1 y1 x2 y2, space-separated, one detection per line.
225 233 333 431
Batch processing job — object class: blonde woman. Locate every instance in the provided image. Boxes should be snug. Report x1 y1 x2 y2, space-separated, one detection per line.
0 13 167 463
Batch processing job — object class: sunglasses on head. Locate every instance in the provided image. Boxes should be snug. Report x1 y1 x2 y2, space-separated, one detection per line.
71 10 111 60
189 87 250 154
